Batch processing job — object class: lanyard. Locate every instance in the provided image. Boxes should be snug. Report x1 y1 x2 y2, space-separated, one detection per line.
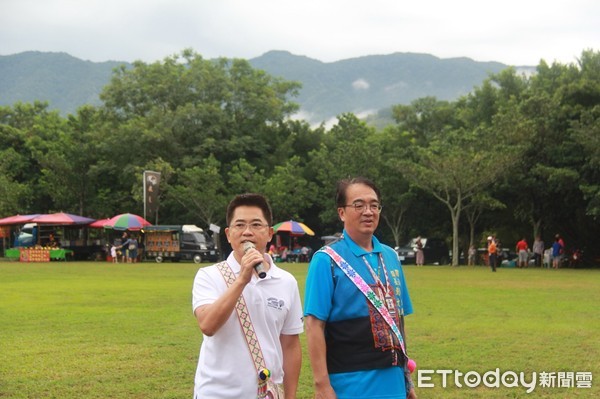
362 253 389 288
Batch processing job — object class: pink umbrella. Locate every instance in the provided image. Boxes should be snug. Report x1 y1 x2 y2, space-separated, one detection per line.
30 212 95 225
0 214 40 226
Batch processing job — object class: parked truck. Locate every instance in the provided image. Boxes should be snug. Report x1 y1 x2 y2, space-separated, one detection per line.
143 225 220 263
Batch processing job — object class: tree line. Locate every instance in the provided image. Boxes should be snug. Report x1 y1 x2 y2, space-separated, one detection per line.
1 49 599 265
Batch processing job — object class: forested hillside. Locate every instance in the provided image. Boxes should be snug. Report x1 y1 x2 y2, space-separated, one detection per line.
250 50 508 123
0 51 126 115
1 50 512 124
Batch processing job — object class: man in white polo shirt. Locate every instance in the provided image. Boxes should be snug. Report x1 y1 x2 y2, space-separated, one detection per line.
192 193 304 399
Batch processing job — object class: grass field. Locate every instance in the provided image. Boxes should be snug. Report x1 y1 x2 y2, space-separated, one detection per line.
1 260 598 398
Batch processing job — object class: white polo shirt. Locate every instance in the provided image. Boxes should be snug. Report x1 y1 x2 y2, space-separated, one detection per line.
192 253 304 399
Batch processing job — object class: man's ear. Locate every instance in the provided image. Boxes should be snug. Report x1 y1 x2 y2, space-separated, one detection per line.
337 207 345 222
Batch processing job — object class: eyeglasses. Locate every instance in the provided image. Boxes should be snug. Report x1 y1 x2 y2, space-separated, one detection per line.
343 202 382 213
229 222 269 232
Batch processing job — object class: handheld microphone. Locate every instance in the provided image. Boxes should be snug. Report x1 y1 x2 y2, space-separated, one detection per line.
243 241 267 279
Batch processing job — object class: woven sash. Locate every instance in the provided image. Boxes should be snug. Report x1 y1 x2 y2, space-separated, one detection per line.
216 262 277 399
320 246 408 358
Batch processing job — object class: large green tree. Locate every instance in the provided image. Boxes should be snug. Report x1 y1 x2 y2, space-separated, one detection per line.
569 51 600 218
0 102 73 214
495 54 596 241
394 96 522 265
93 50 306 219
307 114 382 231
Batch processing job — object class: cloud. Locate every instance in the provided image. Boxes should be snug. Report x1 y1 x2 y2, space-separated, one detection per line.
0 0 598 66
385 82 408 92
352 79 370 90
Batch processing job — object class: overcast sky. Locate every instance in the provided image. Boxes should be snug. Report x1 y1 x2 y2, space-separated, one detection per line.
1 0 598 66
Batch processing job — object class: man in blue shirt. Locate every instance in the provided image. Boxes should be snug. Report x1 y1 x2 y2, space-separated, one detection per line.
304 177 416 399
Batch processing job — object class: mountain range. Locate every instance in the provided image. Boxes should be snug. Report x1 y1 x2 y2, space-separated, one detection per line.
0 50 526 125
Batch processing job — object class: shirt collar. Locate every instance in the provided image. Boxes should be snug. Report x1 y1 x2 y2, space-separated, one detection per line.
225 252 282 281
342 229 383 257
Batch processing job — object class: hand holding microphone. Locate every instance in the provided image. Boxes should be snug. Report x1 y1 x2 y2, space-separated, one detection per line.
243 241 267 279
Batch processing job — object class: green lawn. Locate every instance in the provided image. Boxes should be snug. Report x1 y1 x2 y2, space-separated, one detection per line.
0 260 598 398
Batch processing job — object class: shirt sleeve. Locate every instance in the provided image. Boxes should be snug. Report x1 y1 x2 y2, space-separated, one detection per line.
398 266 413 316
303 250 335 321
281 278 305 335
191 267 222 314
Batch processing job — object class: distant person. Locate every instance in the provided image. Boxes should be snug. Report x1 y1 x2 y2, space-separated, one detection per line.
552 236 563 269
110 245 118 263
532 236 544 267
47 233 59 248
515 237 529 268
494 237 503 264
268 243 280 262
192 193 303 398
468 244 477 266
119 232 129 263
300 245 310 262
415 236 424 266
128 236 138 263
280 246 289 262
487 236 497 272
120 233 137 263
556 234 565 260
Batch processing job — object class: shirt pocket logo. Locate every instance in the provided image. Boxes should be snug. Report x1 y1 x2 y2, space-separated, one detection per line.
267 297 284 310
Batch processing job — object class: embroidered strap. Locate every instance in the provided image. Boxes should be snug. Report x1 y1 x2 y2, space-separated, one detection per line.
216 262 267 370
320 246 408 357
217 261 277 398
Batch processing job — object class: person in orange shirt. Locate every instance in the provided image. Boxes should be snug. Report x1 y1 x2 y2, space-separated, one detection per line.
487 236 497 272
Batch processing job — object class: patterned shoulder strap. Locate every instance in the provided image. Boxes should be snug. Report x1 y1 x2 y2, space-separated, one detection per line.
320 246 408 358
216 261 267 371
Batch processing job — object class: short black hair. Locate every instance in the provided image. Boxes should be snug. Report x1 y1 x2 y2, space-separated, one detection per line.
335 177 381 208
226 193 273 226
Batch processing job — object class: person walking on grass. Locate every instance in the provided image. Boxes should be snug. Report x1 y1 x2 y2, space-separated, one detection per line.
487 236 497 272
192 193 303 399
304 177 416 399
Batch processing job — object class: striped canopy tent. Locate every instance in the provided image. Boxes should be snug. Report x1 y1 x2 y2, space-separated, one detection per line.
0 214 41 226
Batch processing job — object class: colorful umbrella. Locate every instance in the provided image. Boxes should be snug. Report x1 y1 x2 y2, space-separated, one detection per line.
103 213 152 231
88 218 113 229
30 212 95 225
0 214 41 226
272 220 315 236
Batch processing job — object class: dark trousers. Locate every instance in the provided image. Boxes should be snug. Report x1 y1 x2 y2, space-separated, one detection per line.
534 253 542 267
489 253 497 271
